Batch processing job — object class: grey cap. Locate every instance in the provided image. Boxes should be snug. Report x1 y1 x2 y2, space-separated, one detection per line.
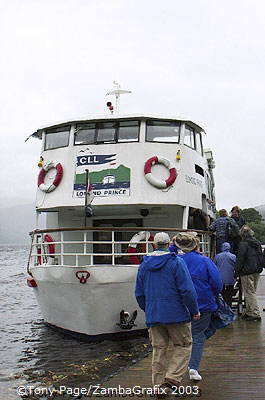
154 232 170 245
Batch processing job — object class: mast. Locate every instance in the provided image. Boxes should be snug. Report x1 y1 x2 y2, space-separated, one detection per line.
106 81 132 114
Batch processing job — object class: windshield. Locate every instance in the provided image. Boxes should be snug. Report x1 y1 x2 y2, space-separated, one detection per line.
74 120 139 145
146 120 180 143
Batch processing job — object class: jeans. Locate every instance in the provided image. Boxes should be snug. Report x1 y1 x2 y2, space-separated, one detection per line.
222 285 234 307
189 312 212 371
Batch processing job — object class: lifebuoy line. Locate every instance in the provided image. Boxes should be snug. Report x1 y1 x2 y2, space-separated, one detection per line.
127 231 154 265
37 234 55 265
38 162 63 193
144 156 177 189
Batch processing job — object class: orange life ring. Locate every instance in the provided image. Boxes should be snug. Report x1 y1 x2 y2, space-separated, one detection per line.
127 231 154 265
38 162 63 193
144 156 177 189
37 234 55 265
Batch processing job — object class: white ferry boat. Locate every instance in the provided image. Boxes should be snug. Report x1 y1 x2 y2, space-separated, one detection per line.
26 87 216 339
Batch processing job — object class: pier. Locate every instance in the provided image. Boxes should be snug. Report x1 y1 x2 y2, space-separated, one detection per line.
103 295 265 399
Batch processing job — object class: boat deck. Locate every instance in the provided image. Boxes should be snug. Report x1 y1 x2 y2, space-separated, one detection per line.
103 296 265 399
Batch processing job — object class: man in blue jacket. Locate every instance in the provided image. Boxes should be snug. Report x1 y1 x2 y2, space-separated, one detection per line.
209 209 238 253
135 232 200 395
174 232 223 382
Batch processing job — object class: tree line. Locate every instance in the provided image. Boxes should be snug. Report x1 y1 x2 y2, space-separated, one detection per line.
241 208 265 244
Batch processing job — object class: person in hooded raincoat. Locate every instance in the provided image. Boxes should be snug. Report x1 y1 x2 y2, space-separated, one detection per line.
135 232 199 395
235 225 263 321
214 242 236 307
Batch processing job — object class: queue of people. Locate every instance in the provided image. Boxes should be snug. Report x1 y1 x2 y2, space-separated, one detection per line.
208 206 246 254
134 207 264 397
135 231 223 396
210 207 263 320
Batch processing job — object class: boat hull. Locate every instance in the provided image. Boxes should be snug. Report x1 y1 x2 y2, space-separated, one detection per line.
30 265 146 337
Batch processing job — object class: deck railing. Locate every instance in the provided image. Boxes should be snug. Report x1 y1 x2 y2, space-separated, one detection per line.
28 227 213 271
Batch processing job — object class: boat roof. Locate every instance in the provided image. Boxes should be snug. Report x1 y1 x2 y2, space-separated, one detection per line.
29 114 205 140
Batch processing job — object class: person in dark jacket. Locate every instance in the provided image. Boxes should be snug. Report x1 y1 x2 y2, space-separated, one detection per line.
214 242 236 307
209 209 238 253
230 206 246 228
230 206 246 254
174 232 223 382
135 232 199 394
235 226 262 321
189 208 210 231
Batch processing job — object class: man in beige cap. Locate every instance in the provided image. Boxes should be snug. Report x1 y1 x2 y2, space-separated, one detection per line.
135 232 200 397
174 232 223 381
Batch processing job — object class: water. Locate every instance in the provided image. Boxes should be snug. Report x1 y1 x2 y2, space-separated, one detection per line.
0 245 149 399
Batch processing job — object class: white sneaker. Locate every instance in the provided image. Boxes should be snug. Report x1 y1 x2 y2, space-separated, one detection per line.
189 368 202 381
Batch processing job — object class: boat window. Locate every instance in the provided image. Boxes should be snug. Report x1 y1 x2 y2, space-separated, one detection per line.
146 120 180 143
196 131 203 155
74 120 140 145
93 219 143 265
205 172 212 199
44 126 70 150
118 120 139 142
74 123 96 145
184 125 195 149
97 122 116 143
195 164 204 176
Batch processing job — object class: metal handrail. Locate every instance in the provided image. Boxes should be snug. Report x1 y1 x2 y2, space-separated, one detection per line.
28 227 213 268
30 226 212 235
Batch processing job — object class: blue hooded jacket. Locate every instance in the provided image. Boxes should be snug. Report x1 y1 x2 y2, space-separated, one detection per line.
214 242 236 285
135 251 199 327
180 251 223 312
169 243 179 254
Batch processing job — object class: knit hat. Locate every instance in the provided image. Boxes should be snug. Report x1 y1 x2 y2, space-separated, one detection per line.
154 232 170 246
173 232 199 252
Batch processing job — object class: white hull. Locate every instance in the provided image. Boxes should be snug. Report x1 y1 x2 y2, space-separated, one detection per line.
31 265 146 337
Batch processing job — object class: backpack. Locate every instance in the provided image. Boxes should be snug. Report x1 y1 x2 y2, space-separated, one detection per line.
257 247 265 272
250 244 265 273
226 219 240 240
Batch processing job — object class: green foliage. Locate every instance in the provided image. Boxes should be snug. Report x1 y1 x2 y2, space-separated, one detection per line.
241 208 265 244
248 222 265 244
241 208 262 223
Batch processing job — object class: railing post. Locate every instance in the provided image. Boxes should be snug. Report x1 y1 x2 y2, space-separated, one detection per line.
112 230 115 266
182 206 189 229
83 230 87 267
61 231 64 266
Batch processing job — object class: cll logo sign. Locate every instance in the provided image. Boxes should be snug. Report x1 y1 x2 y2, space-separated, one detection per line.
76 154 116 166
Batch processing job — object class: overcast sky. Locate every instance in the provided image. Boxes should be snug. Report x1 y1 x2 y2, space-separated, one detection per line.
1 0 265 211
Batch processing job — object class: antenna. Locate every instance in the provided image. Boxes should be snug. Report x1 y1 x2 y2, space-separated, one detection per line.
106 81 132 114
